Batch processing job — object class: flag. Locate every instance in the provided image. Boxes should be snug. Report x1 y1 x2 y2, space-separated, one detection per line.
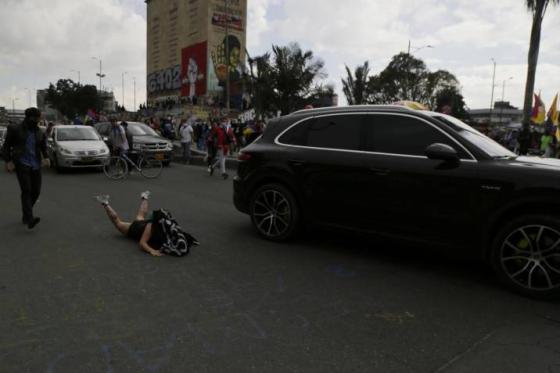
531 93 546 124
548 94 559 126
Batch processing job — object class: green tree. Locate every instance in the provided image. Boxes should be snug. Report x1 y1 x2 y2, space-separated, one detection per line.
522 0 559 126
251 43 327 115
363 53 466 117
341 61 371 105
45 79 101 120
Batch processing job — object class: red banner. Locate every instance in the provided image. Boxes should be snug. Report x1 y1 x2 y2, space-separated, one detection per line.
181 42 207 98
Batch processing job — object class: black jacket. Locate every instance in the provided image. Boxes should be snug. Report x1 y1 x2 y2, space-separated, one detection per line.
1 120 47 164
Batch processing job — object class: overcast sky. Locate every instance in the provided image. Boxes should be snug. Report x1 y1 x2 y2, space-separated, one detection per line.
0 0 559 112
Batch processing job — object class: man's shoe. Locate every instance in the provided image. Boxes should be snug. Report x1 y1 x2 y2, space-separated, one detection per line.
94 195 110 206
222 173 229 180
140 191 151 200
27 217 40 229
209 166 215 176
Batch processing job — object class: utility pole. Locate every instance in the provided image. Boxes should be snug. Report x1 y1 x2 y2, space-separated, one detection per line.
500 77 513 125
225 0 230 112
92 57 105 92
133 77 136 111
122 72 127 110
489 58 496 126
12 97 19 113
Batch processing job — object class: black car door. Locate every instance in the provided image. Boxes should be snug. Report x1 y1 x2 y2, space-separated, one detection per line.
361 113 480 247
280 114 372 226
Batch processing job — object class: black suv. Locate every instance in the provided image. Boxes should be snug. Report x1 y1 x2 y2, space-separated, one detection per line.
234 105 560 299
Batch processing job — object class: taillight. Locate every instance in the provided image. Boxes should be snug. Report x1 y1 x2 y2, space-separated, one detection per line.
238 151 253 161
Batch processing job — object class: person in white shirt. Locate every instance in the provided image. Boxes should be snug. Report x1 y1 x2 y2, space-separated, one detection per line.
179 119 194 164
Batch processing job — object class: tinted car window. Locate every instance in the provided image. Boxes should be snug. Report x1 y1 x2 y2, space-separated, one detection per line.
126 123 159 136
306 115 364 151
278 119 310 146
366 114 470 159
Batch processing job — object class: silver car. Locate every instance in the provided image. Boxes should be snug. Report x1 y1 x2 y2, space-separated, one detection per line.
47 125 110 171
0 127 6 154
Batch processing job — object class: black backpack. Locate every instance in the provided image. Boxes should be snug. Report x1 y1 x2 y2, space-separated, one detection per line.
152 209 199 257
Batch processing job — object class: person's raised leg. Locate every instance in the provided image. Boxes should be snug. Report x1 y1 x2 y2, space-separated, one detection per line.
95 195 130 235
135 191 150 221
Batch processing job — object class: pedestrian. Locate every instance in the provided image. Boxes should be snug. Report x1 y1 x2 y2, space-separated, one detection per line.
1 107 50 229
209 118 232 179
541 129 555 157
94 191 199 257
518 125 531 155
179 118 194 164
108 117 129 156
206 121 218 172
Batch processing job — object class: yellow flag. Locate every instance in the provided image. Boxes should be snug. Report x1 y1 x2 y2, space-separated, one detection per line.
549 94 559 125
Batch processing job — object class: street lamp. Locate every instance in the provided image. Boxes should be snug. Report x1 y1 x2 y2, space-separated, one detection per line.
489 58 497 125
122 72 128 110
24 88 32 107
71 69 81 84
91 57 105 91
500 77 514 124
12 97 19 114
133 76 136 111
406 40 434 100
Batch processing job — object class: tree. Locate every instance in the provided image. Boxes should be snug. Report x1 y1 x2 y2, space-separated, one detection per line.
359 53 467 117
522 0 559 126
45 79 102 120
250 43 328 115
341 61 371 105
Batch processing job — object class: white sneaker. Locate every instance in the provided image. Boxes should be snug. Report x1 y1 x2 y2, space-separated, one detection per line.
94 194 110 205
140 191 151 200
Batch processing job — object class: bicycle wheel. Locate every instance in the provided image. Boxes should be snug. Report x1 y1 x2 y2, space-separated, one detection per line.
139 156 163 179
104 156 128 179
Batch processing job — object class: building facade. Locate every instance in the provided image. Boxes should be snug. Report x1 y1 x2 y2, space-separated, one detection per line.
468 101 523 126
146 0 248 114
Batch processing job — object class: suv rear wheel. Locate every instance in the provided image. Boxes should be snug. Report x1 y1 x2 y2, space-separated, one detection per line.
250 183 300 241
491 215 560 299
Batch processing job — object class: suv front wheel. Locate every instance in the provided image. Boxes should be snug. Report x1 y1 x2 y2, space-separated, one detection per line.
491 215 560 299
250 183 300 241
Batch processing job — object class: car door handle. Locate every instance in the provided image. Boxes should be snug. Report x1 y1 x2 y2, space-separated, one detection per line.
369 167 389 176
289 160 305 167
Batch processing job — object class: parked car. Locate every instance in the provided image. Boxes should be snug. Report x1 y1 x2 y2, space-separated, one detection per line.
233 105 560 299
47 125 110 171
94 121 173 165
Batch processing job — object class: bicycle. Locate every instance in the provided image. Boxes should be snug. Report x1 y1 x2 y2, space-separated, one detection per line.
103 151 163 180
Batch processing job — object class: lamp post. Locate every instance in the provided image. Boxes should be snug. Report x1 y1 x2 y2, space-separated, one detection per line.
12 97 19 114
71 69 81 84
91 57 105 91
500 77 514 125
489 58 496 125
133 77 136 111
406 40 433 100
122 72 128 110
24 88 32 107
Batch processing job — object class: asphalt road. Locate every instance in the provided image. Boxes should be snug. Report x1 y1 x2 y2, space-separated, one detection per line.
0 164 559 372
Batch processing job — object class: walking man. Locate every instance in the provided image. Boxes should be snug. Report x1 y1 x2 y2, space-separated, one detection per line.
2 108 50 229
109 117 129 156
179 118 194 164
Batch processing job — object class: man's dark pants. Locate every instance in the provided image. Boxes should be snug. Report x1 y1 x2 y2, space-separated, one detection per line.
15 164 42 222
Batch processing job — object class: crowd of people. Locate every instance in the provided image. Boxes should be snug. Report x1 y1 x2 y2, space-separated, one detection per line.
490 119 560 158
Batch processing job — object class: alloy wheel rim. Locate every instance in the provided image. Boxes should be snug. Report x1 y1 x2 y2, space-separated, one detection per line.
500 225 560 291
253 190 291 237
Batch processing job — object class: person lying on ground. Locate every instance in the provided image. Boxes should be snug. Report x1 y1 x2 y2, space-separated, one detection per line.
95 191 199 257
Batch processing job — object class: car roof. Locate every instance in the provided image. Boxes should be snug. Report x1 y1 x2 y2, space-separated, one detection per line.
290 104 417 116
54 125 96 129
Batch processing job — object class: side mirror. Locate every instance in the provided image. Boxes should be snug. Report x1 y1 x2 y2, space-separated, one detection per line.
425 143 459 163
102 136 108 142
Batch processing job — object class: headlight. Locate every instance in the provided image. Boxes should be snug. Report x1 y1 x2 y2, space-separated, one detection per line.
166 143 173 150
99 148 109 155
59 147 73 155
133 144 142 150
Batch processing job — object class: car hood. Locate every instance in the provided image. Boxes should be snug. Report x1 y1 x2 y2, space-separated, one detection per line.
57 140 107 151
132 135 170 144
509 156 560 170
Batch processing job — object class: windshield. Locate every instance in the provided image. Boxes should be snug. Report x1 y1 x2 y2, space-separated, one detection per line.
125 123 159 136
56 127 100 141
431 114 516 158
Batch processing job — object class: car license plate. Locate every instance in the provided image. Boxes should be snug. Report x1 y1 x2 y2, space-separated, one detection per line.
81 157 93 162
154 153 164 161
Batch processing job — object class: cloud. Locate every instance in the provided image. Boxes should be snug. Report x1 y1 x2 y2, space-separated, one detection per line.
0 0 146 110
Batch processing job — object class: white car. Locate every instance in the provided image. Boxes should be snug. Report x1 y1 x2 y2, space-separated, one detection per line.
47 125 110 171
